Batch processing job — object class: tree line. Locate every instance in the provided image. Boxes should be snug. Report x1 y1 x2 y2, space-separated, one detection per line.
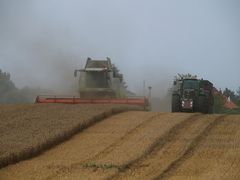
221 87 240 106
0 69 47 103
1 69 240 106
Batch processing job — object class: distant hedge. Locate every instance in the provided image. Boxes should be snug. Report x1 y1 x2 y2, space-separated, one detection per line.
0 69 48 103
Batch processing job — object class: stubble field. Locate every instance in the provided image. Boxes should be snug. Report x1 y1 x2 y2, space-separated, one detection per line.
0 104 240 180
0 104 142 169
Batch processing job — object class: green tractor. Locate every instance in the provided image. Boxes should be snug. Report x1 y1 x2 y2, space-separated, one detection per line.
171 74 214 114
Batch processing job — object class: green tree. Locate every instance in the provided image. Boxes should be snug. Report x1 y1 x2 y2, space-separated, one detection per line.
0 69 16 95
0 69 53 103
223 88 238 103
213 94 225 113
236 87 240 106
237 87 240 97
0 69 34 103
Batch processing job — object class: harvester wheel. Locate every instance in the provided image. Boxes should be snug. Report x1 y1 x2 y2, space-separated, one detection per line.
172 95 180 112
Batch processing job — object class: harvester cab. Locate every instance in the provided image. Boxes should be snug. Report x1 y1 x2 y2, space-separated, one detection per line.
74 57 125 99
172 74 214 114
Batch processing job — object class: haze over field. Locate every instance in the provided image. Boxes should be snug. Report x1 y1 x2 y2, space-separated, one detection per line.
0 0 239 97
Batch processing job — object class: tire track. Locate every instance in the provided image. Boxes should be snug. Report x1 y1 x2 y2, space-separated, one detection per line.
1 111 155 180
49 113 196 180
43 111 159 180
154 115 226 180
82 112 163 163
107 113 203 180
43 113 162 179
217 116 240 180
168 115 240 180
3 112 225 180
58 112 161 174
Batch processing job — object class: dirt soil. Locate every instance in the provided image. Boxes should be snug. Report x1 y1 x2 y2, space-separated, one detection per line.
0 109 240 180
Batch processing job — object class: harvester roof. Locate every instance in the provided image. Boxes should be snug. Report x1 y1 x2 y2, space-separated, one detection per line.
85 58 112 71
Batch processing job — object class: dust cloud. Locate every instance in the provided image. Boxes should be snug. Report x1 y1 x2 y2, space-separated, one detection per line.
0 1 84 94
1 1 238 109
0 0 175 106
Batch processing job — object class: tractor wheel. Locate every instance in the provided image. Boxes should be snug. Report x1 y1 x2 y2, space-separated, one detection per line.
198 96 208 114
208 105 214 114
172 95 180 112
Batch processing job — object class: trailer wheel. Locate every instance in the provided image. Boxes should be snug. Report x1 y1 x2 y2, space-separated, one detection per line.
172 95 180 112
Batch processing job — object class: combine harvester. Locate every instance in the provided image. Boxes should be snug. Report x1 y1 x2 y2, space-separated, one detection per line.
36 58 149 110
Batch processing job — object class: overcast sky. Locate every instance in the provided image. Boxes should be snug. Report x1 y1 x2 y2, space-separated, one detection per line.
0 0 239 96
